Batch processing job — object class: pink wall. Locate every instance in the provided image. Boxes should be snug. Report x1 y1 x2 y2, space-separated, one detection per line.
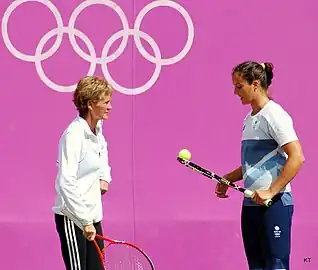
1 0 317 269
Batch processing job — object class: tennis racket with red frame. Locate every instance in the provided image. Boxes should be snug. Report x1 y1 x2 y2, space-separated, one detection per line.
93 234 155 269
177 157 273 207
62 209 155 269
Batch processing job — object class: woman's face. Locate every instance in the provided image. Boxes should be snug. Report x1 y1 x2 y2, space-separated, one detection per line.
232 72 256 105
89 93 112 121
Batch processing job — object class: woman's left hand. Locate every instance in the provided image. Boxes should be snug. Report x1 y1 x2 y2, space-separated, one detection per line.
251 189 274 206
100 180 109 195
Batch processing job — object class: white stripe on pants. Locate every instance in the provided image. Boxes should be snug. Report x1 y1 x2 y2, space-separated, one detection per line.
64 216 81 270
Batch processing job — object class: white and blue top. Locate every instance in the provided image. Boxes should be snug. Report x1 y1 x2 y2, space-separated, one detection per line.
241 100 298 206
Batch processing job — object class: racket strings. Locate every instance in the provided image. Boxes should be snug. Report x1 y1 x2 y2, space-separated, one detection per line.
104 243 153 269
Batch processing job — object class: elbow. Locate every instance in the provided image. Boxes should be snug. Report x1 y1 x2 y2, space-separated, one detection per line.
298 148 305 164
290 145 305 166
300 155 305 166
58 172 77 189
300 153 305 163
296 153 305 167
287 152 305 168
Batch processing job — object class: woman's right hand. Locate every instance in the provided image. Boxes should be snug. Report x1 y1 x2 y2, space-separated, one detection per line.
83 224 96 241
215 182 229 198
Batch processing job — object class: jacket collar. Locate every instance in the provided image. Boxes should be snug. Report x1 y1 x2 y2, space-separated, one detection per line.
77 116 102 136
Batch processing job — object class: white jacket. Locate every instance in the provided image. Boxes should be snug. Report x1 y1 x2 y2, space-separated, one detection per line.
52 116 112 226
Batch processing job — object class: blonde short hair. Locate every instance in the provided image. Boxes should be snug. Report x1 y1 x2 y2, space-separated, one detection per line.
73 75 113 117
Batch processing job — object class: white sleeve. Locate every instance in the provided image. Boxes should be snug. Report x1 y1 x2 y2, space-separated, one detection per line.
57 132 92 225
267 109 298 147
99 135 112 183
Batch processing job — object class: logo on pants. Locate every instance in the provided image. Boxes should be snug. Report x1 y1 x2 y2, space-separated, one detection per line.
274 225 281 238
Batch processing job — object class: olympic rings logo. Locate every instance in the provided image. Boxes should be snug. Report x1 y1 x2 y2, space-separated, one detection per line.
2 0 194 95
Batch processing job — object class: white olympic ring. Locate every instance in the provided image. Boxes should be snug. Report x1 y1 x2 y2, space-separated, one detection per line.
2 0 194 95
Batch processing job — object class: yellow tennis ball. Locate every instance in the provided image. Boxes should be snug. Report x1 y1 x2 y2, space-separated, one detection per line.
178 149 191 160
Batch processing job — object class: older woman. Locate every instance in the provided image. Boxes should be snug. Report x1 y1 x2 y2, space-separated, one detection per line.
53 75 113 270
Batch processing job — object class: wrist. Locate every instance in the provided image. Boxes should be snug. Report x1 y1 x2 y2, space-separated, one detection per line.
82 221 93 226
100 179 111 183
222 174 230 182
223 174 234 183
269 185 280 197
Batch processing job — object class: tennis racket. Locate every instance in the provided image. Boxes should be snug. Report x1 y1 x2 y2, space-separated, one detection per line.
177 157 273 207
62 209 155 269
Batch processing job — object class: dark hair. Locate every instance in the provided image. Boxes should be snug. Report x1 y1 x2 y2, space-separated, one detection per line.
232 61 274 90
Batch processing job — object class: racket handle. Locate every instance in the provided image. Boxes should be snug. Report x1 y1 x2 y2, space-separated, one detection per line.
264 199 273 207
244 190 273 207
